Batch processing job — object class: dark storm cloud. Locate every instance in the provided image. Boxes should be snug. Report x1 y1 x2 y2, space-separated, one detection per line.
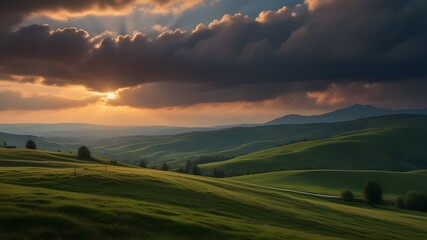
0 91 99 111
0 0 426 108
108 82 297 108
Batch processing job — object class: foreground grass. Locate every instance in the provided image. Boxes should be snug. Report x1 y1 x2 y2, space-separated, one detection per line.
1 149 427 239
231 169 427 199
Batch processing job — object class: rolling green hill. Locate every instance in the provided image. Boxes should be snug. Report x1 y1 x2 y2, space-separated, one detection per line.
0 148 123 168
232 170 427 198
0 131 76 152
92 115 427 168
1 148 427 239
200 120 427 175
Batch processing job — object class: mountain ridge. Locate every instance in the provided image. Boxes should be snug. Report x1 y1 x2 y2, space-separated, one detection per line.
266 104 427 125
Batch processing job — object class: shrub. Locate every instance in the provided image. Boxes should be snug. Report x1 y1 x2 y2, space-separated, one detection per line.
340 190 354 202
139 159 147 168
161 162 170 171
77 145 91 159
363 179 383 206
394 196 405 209
191 165 202 175
404 191 427 212
25 140 37 149
212 168 226 178
184 160 193 173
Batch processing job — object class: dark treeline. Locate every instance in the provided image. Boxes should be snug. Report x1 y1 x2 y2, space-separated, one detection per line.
1 141 16 148
175 160 202 176
193 155 234 165
212 168 225 178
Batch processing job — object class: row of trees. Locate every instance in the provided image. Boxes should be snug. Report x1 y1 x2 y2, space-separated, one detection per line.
340 179 427 212
22 139 92 160
176 161 202 175
1 140 37 149
394 191 427 212
341 179 384 206
1 141 16 148
139 159 203 175
140 159 226 178
212 168 225 178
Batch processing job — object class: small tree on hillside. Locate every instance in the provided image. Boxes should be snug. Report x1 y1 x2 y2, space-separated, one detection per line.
213 168 218 178
161 162 170 171
340 190 354 202
25 140 37 150
363 179 383 206
212 168 225 178
184 160 193 173
139 159 147 168
191 164 202 175
77 145 91 159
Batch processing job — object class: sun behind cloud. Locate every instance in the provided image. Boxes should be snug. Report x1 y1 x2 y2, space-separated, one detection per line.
105 92 117 100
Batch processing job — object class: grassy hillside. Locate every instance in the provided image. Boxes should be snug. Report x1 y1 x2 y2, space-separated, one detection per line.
0 148 123 168
0 131 76 152
1 148 427 239
232 170 427 198
200 121 427 175
92 115 427 167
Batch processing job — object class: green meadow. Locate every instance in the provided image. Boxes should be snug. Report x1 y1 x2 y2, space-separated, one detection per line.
232 169 427 199
92 115 427 167
1 148 427 239
200 123 427 175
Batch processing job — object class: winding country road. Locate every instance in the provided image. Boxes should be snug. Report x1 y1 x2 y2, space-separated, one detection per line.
228 180 339 199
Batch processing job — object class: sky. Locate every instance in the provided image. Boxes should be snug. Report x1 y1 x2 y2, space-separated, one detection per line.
0 0 426 126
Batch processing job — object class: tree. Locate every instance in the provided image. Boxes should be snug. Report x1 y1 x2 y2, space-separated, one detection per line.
139 159 147 168
191 164 202 175
213 168 218 178
394 196 405 209
404 191 427 212
77 145 91 159
218 168 225 178
363 179 383 206
25 140 37 149
184 160 193 173
340 190 354 202
161 162 170 171
213 168 225 178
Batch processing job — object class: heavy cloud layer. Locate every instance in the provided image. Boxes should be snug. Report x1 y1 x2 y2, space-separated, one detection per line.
0 0 204 29
0 0 426 109
0 91 99 111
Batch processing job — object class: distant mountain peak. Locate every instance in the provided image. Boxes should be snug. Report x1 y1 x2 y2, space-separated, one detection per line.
265 104 427 125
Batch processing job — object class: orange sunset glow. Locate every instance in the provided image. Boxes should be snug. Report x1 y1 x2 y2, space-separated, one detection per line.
1 1 427 239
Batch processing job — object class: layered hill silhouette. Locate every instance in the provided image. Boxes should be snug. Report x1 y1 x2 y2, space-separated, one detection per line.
266 104 427 125
201 115 427 175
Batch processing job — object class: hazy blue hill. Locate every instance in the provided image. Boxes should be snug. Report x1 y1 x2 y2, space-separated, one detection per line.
201 117 427 175
266 104 427 125
0 123 218 141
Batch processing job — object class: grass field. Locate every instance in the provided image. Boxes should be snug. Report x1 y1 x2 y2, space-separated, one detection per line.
91 115 427 167
232 169 427 199
200 123 427 175
1 148 427 239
